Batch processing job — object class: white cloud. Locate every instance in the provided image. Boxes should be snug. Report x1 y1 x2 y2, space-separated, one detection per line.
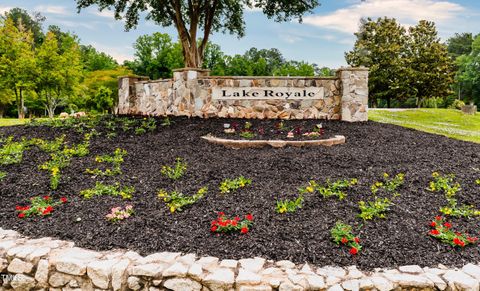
89 42 133 63
0 6 12 15
34 5 69 15
304 0 464 34
91 9 116 18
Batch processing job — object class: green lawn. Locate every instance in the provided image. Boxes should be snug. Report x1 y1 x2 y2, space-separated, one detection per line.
0 118 30 127
368 108 480 143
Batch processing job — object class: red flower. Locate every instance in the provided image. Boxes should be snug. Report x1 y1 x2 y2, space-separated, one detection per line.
455 232 462 236
18 213 25 218
42 206 53 215
453 237 465 247
60 197 67 203
241 226 248 234
430 229 440 235
231 220 238 226
245 214 253 221
24 206 30 210
444 222 452 228
467 237 478 243
15 206 22 210
341 237 348 244
234 216 240 221
211 225 218 232
43 195 50 200
430 221 436 227
218 212 225 217
349 247 358 255
354 237 360 243
211 220 217 226
435 216 442 221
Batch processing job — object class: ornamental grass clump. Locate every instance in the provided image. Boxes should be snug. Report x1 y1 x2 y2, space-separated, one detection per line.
429 172 480 217
80 182 134 200
158 187 207 213
106 205 134 222
211 212 253 234
161 157 187 180
330 221 362 255
219 176 252 194
276 194 304 214
16 196 67 218
86 148 127 176
428 216 478 247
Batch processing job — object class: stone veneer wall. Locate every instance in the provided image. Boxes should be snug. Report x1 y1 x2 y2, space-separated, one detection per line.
117 67 368 122
2 228 480 291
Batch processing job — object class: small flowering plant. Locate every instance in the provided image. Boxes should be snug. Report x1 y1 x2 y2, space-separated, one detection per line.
428 216 478 247
330 221 362 255
106 205 134 222
211 212 253 234
16 196 68 218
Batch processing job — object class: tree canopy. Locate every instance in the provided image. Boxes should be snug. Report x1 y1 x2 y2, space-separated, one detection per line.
75 0 320 68
346 17 454 108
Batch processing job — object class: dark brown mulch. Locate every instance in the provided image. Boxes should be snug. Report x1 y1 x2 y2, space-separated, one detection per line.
0 116 479 270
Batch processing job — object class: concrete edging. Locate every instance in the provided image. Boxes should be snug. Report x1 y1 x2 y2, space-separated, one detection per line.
201 135 346 149
2 228 480 290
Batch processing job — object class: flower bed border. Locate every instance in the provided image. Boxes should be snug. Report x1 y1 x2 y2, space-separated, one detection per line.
2 228 480 291
201 134 346 149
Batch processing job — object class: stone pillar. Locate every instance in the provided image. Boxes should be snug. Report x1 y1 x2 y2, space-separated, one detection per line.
116 76 149 114
172 68 210 117
338 67 369 122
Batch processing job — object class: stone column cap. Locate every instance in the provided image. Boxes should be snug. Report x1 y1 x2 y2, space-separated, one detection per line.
118 75 150 80
173 67 211 73
336 66 369 72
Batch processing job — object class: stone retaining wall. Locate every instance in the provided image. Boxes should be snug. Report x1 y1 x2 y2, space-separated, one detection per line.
2 228 480 291
117 67 368 122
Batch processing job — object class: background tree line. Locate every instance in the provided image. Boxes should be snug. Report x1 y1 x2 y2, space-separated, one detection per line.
346 17 479 109
0 8 129 118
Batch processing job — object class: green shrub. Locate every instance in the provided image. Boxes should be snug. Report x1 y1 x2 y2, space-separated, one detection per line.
158 187 207 213
276 195 304 214
219 176 252 194
448 99 466 110
161 158 187 180
0 137 29 165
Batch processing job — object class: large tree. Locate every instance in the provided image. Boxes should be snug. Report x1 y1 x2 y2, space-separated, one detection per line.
75 0 320 68
346 17 454 108
35 30 83 117
446 33 474 59
456 35 480 106
406 20 454 107
126 32 184 79
0 17 36 118
1 8 45 46
346 17 409 108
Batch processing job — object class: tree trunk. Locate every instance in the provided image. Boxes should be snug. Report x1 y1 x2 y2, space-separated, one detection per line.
17 88 25 119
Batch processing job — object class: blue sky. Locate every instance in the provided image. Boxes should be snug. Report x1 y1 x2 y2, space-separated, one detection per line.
1 0 479 68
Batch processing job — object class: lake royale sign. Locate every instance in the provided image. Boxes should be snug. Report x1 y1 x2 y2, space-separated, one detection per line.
212 87 325 100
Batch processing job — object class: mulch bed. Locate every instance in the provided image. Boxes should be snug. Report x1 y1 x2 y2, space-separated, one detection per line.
0 116 480 270
212 119 332 140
